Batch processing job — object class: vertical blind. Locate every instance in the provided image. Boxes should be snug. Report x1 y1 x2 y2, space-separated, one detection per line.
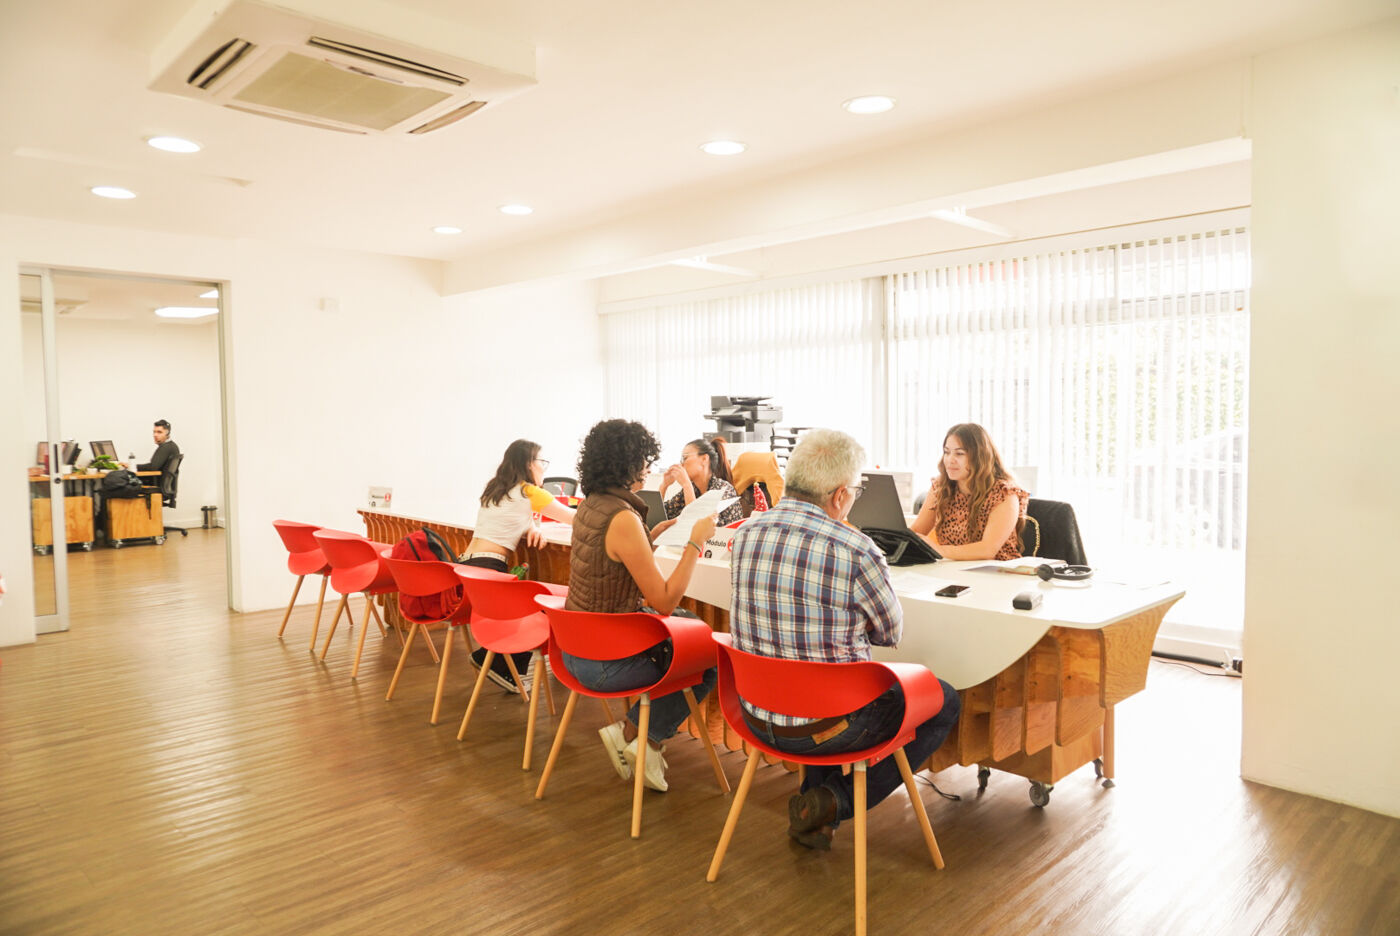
603 223 1251 631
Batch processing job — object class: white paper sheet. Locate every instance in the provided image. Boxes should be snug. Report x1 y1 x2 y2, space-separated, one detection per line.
651 489 738 548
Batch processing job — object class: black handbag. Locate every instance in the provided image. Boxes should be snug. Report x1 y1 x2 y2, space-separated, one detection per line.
100 469 145 499
862 527 942 566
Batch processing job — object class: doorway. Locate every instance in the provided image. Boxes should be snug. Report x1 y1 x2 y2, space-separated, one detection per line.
19 268 231 630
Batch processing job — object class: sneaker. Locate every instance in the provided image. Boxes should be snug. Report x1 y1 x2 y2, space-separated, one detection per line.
598 721 632 780
470 648 532 694
624 738 668 792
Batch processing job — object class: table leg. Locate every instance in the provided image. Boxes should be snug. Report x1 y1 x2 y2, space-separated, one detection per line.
1101 705 1115 787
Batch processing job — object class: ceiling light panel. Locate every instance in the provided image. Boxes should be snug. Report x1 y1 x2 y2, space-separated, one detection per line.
842 96 895 115
91 186 136 199
147 136 202 153
700 140 746 156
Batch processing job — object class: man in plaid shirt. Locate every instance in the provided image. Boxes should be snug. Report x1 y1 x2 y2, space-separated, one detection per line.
730 428 960 849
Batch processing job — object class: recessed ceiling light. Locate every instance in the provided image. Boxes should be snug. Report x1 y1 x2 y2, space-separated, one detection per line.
198 289 219 299
432 225 463 234
842 96 896 115
155 306 218 319
91 185 136 199
499 204 533 216
147 136 202 154
700 140 746 156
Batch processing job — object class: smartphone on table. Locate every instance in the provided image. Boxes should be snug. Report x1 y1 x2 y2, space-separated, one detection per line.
934 584 969 598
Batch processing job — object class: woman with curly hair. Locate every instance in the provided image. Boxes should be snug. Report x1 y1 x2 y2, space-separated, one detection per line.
462 438 575 692
911 422 1028 560
565 418 719 792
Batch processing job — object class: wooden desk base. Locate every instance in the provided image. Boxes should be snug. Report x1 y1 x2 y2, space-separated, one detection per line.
107 494 165 547
32 496 96 552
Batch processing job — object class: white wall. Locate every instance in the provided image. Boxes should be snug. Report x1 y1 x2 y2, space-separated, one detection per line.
1242 17 1400 817
0 216 607 646
20 314 223 527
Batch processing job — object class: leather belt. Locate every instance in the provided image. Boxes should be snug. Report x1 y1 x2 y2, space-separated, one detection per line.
745 713 847 739
460 551 508 565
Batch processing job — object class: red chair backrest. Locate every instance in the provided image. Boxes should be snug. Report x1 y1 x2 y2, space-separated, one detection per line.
713 633 896 722
383 555 468 623
533 594 671 660
455 570 547 621
273 519 321 554
313 529 393 594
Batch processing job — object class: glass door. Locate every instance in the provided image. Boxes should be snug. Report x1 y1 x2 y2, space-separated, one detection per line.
20 268 70 633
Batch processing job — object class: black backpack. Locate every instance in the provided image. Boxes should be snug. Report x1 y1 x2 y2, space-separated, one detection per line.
101 469 145 499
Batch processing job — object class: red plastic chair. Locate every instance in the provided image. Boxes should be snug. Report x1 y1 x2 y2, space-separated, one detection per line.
532 594 730 838
272 520 348 642
705 634 948 936
454 571 567 769
379 554 491 721
312 530 399 675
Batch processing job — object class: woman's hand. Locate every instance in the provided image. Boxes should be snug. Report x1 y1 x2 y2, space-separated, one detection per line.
662 464 688 491
689 513 717 546
650 518 677 539
525 526 545 549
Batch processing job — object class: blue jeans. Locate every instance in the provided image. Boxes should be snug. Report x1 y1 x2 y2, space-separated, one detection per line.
562 639 717 745
743 680 961 828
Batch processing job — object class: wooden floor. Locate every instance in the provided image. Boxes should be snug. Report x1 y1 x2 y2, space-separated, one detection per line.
1 530 1396 936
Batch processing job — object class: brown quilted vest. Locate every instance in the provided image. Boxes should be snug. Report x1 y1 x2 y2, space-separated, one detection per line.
565 487 647 614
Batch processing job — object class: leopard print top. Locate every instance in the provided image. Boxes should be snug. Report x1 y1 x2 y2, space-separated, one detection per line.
935 479 1029 560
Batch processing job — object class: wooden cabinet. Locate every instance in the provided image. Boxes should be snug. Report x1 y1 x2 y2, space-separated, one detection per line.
31 496 95 552
106 494 164 546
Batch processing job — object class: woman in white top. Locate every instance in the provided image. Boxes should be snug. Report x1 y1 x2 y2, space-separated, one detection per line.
463 439 575 691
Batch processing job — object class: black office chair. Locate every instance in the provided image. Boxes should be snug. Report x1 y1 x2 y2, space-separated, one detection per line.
147 453 189 538
540 476 579 496
1023 497 1087 565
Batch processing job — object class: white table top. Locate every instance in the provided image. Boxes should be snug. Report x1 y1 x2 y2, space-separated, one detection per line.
655 550 1183 689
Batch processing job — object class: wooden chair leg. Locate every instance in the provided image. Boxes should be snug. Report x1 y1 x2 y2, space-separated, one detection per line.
706 752 760 882
503 653 530 705
309 580 335 652
386 622 419 701
318 593 354 661
367 598 386 634
600 698 617 724
683 689 731 793
631 694 651 839
457 652 493 741
430 625 455 725
277 575 305 637
523 649 545 771
351 596 373 679
854 762 868 936
540 650 557 716
798 764 806 786
536 691 579 799
893 748 944 869
418 624 441 665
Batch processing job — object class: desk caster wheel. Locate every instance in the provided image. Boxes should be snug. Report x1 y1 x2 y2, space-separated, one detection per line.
35 545 51 556
155 535 167 545
112 540 124 549
977 766 990 793
1029 781 1053 808
82 542 93 551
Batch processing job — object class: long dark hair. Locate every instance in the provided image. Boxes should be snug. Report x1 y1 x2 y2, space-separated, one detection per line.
686 437 733 486
480 439 540 507
576 420 660 496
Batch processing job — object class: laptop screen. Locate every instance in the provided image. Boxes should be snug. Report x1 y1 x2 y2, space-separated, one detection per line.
637 489 667 530
845 472 908 531
91 440 117 459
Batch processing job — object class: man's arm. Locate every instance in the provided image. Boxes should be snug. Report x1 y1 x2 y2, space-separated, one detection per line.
852 547 902 647
139 441 178 473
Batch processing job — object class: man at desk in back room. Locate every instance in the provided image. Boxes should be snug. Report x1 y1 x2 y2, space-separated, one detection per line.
729 428 961 850
131 419 180 474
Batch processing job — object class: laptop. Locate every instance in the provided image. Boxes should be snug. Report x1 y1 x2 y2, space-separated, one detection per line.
637 489 667 531
90 440 117 459
847 472 941 565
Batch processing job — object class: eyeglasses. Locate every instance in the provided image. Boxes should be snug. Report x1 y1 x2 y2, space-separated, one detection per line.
838 484 865 501
535 458 550 470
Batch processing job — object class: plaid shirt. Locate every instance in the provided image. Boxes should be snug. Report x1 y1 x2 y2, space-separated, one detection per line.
729 497 902 725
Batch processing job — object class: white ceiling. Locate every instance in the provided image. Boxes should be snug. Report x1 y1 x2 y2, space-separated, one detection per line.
20 272 217 325
0 0 1391 264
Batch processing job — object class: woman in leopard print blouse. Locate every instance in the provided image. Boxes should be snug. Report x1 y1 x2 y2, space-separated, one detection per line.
911 423 1028 560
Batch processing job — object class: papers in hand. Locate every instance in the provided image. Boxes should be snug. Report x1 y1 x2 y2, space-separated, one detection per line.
652 489 738 549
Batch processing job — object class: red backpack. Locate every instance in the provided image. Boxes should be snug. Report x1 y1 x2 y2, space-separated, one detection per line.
390 529 461 620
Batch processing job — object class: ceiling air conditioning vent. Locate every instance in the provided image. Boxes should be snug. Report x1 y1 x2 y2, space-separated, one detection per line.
150 0 535 136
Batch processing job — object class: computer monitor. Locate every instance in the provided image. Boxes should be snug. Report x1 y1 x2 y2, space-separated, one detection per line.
846 472 908 532
90 440 117 459
61 441 80 466
637 489 667 531
36 441 49 471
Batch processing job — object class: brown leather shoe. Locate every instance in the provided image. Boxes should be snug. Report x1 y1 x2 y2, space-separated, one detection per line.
787 824 835 851
788 786 838 834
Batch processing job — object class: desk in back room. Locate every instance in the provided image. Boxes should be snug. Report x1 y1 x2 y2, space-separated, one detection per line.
28 470 162 552
359 508 1182 806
